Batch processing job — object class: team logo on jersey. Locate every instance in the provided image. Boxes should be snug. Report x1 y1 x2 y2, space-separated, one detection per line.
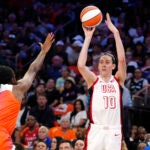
101 84 116 93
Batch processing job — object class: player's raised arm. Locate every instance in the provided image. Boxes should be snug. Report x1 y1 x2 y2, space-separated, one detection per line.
77 26 97 88
13 33 55 100
105 13 126 86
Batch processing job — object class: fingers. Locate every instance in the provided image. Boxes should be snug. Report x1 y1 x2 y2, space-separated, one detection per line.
105 12 110 24
43 33 55 48
40 32 55 53
47 32 55 43
82 24 96 33
106 12 110 20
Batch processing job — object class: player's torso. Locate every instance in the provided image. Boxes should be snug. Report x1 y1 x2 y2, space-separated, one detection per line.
90 76 122 126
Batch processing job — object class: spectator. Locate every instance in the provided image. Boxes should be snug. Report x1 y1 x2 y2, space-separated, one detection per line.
27 82 46 108
64 99 87 128
38 126 52 150
46 55 63 81
137 126 147 143
60 77 78 104
56 66 73 93
49 117 76 141
50 137 63 150
12 142 25 150
53 40 68 65
20 115 39 148
33 140 48 150
75 127 86 140
125 125 138 150
142 57 150 83
125 68 149 98
29 93 56 128
132 84 150 107
73 139 85 150
137 142 147 150
144 133 150 149
45 78 60 107
66 40 83 66
132 42 146 67
58 140 73 150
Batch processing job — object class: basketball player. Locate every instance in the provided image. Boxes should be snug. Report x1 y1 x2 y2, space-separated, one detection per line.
0 33 54 149
77 13 126 150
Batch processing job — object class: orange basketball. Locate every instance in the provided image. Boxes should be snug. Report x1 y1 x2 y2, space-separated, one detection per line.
80 5 103 27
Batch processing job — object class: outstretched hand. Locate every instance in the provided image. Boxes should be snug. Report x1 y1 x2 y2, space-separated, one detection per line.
105 13 118 34
82 25 96 38
39 32 55 53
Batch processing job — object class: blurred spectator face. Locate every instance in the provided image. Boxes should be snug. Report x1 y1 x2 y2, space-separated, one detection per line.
74 139 85 150
135 43 143 52
38 127 48 140
76 127 86 139
52 55 63 67
55 41 64 52
64 80 72 89
46 79 55 89
138 142 146 150
137 127 147 141
59 142 73 150
134 69 142 79
37 95 47 108
8 13 16 23
35 141 47 150
61 67 70 78
36 84 45 94
60 118 70 129
145 58 150 66
51 138 57 150
131 125 138 135
75 101 82 112
126 51 133 63
145 37 150 50
26 115 36 128
145 134 150 145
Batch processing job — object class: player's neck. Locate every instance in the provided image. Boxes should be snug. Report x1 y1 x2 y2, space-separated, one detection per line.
100 75 112 82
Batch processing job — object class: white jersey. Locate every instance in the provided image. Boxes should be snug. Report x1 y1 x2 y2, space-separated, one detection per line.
89 75 122 126
0 84 13 92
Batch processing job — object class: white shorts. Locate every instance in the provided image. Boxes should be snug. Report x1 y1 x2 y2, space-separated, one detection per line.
84 123 122 150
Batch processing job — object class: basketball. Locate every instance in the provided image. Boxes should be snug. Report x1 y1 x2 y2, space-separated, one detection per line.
80 5 103 27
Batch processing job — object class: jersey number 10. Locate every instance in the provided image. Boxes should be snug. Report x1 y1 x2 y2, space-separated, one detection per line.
103 96 116 109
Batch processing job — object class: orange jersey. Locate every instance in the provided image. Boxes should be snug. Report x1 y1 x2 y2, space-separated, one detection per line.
0 85 20 150
50 127 76 141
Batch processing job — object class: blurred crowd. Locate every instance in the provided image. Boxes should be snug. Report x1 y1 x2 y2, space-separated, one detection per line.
0 0 150 150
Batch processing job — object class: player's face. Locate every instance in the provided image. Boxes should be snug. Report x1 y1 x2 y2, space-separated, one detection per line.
98 55 115 76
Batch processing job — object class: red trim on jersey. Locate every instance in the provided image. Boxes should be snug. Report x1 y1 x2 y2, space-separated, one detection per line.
114 76 123 148
114 76 122 125
89 77 99 124
83 125 91 150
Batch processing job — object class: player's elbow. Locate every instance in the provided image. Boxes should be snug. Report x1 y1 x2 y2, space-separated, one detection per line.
77 62 85 71
118 57 126 64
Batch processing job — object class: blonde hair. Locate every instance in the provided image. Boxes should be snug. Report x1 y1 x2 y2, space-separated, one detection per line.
38 126 49 136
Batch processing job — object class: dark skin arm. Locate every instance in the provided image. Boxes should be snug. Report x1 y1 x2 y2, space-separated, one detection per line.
13 33 55 101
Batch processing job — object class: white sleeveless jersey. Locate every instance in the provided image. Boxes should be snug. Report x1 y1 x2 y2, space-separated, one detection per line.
89 75 122 126
0 84 13 92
